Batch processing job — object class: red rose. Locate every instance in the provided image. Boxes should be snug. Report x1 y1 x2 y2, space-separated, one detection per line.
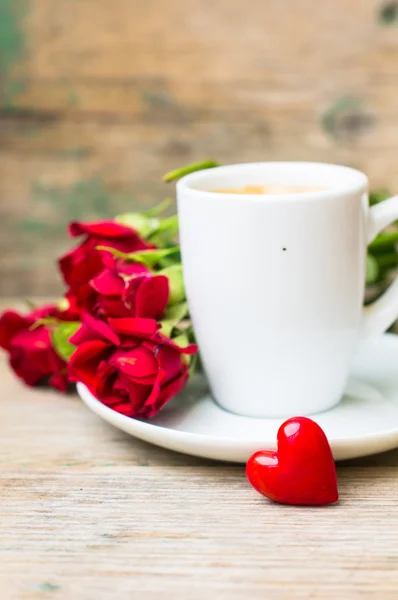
58 220 152 305
51 298 82 322
77 253 169 320
69 312 197 418
58 292 82 321
0 304 72 391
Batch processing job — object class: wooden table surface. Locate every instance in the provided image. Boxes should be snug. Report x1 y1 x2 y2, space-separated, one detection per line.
1 329 398 598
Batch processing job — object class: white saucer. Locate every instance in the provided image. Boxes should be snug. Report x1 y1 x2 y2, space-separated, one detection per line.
77 333 398 462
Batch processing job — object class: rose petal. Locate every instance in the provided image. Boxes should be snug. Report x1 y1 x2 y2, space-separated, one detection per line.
110 346 158 383
90 268 124 296
156 345 184 385
69 249 102 284
96 251 148 273
103 397 133 416
69 323 95 346
108 317 159 339
95 361 118 398
162 337 198 355
68 340 111 387
46 347 69 392
136 370 163 418
9 348 45 386
51 295 82 321
152 366 189 415
144 334 198 356
107 236 150 253
133 275 169 319
8 328 53 386
81 312 121 345
114 375 152 413
69 221 138 239
121 276 141 313
100 386 138 416
98 296 130 318
49 372 69 392
58 247 79 283
116 259 149 277
11 326 50 354
29 305 59 322
59 242 104 288
0 311 28 350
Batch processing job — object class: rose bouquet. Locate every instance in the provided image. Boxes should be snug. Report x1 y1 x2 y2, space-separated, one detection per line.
1 160 398 420
0 161 218 419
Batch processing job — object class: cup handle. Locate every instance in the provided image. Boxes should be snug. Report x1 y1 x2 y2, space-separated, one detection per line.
361 195 398 341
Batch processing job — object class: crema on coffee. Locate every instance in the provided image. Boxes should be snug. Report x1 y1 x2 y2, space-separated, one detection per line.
212 185 325 194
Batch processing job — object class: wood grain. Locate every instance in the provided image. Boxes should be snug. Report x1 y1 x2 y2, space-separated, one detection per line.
1 0 398 293
1 299 398 599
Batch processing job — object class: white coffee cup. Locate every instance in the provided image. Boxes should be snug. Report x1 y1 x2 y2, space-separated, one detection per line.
177 162 398 418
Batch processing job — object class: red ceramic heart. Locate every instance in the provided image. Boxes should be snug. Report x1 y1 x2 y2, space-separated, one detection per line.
246 417 338 506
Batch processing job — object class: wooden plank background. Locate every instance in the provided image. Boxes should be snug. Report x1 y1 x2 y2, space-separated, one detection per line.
1 0 398 295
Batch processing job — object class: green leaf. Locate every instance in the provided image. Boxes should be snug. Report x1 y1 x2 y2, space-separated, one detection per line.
375 251 398 269
369 229 398 251
29 317 58 330
158 254 181 268
188 353 198 377
51 322 81 362
146 215 179 248
159 302 188 337
163 159 220 183
127 247 181 268
115 213 160 238
147 215 179 246
144 198 174 217
172 332 190 348
171 332 197 370
159 264 185 305
369 189 390 206
366 254 379 284
149 215 178 235
97 246 181 268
